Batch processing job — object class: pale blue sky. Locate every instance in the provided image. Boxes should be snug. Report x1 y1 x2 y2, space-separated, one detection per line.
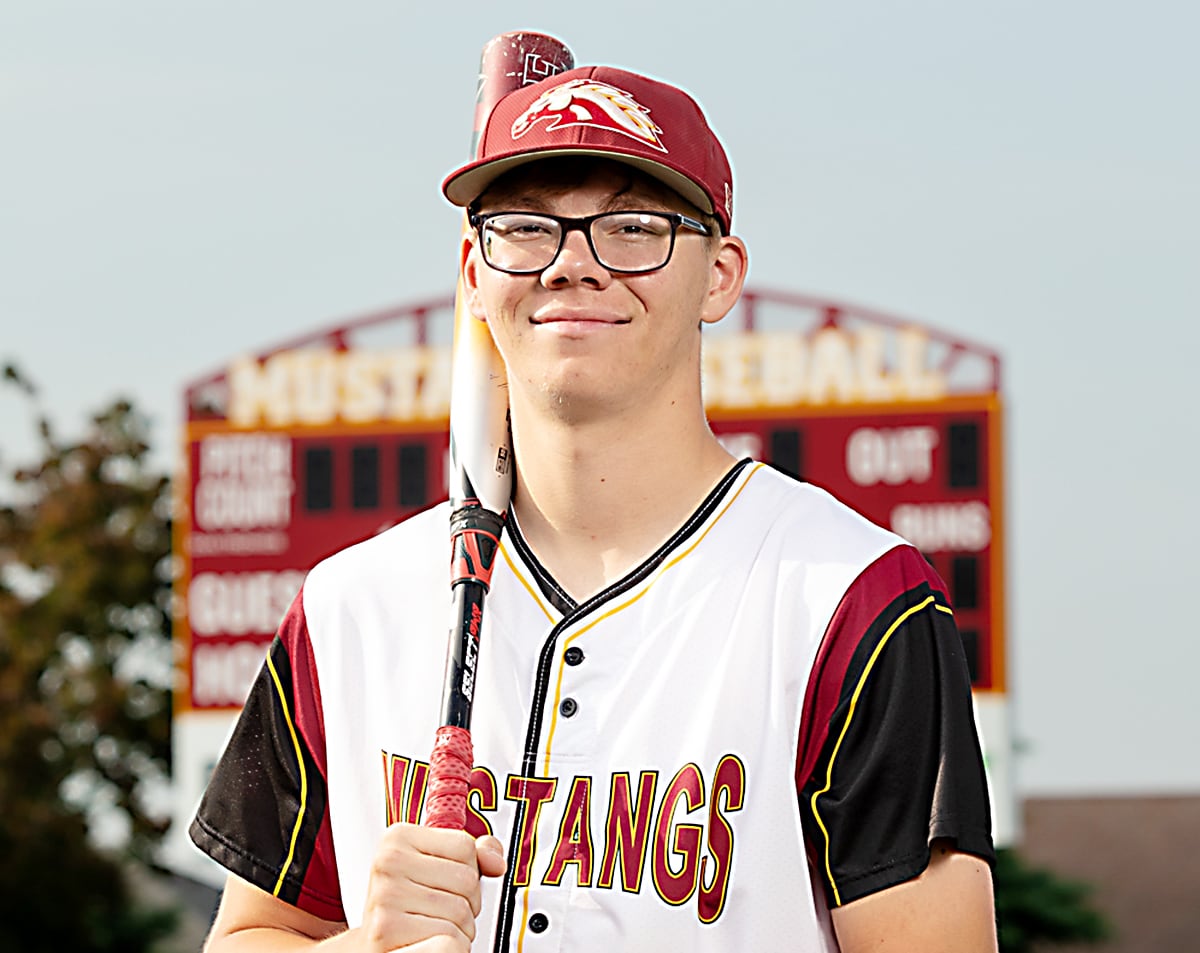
2 1 1197 798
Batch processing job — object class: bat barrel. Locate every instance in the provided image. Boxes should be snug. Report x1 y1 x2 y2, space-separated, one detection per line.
472 33 575 157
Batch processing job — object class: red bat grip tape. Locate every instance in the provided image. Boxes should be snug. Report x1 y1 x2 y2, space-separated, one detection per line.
425 725 474 829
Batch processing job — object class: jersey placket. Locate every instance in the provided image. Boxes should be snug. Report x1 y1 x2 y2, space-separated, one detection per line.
513 609 604 950
492 461 755 952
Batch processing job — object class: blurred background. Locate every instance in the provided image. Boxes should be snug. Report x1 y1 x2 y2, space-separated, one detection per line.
2 2 1197 951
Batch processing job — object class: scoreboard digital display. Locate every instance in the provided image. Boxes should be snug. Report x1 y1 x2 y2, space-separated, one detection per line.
166 288 1012 879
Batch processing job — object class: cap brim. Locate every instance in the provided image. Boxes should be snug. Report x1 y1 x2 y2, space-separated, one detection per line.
443 147 715 221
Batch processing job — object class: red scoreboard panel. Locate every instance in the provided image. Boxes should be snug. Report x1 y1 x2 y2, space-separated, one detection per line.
178 423 452 711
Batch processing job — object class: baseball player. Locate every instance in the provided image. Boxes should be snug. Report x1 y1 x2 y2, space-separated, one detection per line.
192 65 997 952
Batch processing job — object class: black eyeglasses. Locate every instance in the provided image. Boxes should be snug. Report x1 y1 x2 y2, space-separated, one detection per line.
469 210 712 275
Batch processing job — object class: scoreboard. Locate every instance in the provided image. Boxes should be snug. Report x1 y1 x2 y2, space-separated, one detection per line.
164 288 1012 880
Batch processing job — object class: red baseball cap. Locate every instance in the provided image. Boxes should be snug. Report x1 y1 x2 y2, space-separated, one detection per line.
442 66 734 234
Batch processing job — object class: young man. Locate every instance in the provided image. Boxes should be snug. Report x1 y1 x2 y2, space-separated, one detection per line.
192 65 997 952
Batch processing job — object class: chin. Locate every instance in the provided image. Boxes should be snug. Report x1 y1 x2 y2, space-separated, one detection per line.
535 378 625 422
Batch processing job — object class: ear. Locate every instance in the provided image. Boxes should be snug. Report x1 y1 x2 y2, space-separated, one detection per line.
460 229 488 321
699 235 749 326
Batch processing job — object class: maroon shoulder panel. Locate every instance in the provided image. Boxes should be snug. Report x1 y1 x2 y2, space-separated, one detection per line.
795 545 946 793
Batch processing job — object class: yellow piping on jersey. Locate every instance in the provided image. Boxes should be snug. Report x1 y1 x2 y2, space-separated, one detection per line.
266 649 308 898
500 542 557 624
542 463 766 775
516 886 532 952
810 595 951 906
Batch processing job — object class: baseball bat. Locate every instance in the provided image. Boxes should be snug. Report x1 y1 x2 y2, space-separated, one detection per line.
425 32 574 830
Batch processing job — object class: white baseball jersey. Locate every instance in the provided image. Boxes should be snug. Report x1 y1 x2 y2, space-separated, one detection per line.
192 460 993 951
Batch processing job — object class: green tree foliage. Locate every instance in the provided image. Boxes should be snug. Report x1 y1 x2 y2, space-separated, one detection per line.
995 847 1111 952
0 365 177 952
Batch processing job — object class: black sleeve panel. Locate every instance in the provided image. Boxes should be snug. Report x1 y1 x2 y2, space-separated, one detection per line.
799 581 994 908
189 609 344 921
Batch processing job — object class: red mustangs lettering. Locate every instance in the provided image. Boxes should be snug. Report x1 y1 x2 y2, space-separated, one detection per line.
511 79 668 153
381 752 746 924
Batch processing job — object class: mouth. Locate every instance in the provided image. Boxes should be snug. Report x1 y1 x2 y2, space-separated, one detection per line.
530 310 631 327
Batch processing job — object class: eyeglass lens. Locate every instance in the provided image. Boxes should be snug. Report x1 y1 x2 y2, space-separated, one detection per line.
481 212 677 274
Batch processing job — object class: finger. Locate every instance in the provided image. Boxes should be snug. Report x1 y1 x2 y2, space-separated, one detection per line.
368 854 483 928
375 825 483 898
384 822 479 865
409 936 472 953
375 846 483 901
362 908 473 952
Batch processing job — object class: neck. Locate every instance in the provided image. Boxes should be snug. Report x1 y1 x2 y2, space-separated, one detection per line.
509 384 735 601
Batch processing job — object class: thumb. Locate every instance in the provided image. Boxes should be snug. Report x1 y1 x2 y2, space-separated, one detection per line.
475 835 506 877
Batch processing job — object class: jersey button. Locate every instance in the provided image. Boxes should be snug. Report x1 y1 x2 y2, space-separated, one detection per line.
564 646 585 666
559 697 578 717
528 912 550 933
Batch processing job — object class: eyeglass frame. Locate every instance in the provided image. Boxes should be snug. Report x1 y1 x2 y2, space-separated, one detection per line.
467 208 714 276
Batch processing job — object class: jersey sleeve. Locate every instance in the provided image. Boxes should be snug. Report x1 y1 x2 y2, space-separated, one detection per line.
795 545 994 908
189 587 346 922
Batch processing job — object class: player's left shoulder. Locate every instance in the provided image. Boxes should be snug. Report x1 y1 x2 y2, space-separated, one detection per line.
738 462 904 563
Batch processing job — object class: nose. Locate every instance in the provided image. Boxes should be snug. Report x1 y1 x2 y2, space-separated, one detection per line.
540 227 612 289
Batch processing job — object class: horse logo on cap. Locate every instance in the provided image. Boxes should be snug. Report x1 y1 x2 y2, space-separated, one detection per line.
511 79 667 152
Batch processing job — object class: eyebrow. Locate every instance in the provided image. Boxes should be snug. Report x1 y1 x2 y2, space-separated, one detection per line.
601 192 678 213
